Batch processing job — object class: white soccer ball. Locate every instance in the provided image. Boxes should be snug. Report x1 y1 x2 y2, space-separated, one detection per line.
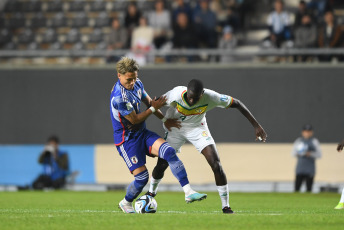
134 195 157 214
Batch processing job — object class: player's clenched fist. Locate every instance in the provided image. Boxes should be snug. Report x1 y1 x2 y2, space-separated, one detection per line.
151 96 167 110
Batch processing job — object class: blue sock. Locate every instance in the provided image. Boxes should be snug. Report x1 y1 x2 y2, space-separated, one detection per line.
125 170 149 202
159 142 189 187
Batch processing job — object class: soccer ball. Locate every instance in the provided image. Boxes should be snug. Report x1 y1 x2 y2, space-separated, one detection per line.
134 195 157 214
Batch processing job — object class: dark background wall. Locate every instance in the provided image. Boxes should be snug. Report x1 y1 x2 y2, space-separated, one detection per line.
0 67 343 144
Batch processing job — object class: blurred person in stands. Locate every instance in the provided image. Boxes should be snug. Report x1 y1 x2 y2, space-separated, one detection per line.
193 0 218 48
294 1 314 29
172 0 193 27
292 125 322 193
317 11 343 62
124 2 142 48
220 7 240 33
263 0 292 48
107 18 128 63
32 136 69 190
129 16 154 65
218 25 237 63
172 12 197 62
294 14 317 62
334 138 344 209
148 0 171 49
307 0 333 19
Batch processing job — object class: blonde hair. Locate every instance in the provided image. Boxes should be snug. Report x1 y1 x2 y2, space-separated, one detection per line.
116 57 139 75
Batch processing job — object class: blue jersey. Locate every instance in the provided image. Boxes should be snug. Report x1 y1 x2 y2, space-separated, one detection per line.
110 78 148 146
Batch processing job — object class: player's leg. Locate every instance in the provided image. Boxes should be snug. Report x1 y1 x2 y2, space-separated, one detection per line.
201 145 233 214
305 175 314 192
187 123 233 213
294 174 303 192
334 187 344 209
148 131 186 196
149 137 207 203
117 141 149 213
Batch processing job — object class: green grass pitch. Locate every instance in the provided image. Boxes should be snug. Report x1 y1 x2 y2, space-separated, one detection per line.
0 191 343 230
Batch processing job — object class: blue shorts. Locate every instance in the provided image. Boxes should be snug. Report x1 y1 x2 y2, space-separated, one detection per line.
116 129 161 172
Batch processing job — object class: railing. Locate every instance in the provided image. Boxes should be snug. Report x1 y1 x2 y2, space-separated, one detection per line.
0 48 344 58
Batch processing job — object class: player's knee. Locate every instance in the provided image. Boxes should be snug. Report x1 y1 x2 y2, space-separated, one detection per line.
158 142 177 162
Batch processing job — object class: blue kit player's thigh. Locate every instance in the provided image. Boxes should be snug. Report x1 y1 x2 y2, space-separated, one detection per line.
116 135 147 172
143 129 161 155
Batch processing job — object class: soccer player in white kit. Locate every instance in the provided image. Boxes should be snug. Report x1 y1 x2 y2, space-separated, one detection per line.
146 79 267 214
334 139 344 209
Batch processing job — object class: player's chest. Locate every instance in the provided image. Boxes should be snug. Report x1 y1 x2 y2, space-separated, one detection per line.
174 101 208 116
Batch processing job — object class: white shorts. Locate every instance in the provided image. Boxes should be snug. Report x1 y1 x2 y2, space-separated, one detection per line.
164 122 216 153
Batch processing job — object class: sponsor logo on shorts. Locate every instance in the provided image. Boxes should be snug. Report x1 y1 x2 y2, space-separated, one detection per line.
131 156 138 164
202 131 208 137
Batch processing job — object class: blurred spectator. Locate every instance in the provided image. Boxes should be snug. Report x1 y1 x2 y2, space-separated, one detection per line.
220 7 240 33
218 26 237 63
32 136 69 190
193 0 218 48
317 11 343 61
292 125 322 193
294 14 317 62
294 1 314 29
124 2 142 48
172 0 193 26
106 18 128 63
130 16 154 66
264 0 292 48
172 12 197 62
147 0 171 49
307 0 332 19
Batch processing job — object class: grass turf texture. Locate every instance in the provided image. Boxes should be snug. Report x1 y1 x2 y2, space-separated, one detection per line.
0 191 342 230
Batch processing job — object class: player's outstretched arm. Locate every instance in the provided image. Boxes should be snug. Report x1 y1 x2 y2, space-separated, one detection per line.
230 98 267 142
124 96 167 125
337 139 344 152
141 93 181 130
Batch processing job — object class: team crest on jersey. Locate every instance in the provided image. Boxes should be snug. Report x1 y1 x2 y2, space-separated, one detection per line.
126 102 133 111
137 89 142 99
202 131 208 137
220 95 229 102
131 156 138 164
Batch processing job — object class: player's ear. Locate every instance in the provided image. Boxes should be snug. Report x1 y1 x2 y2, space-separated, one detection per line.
117 73 121 79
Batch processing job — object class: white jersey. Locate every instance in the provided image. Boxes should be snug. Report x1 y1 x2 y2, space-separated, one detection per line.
164 86 233 126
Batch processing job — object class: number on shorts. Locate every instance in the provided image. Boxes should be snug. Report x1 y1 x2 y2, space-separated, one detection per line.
180 115 186 121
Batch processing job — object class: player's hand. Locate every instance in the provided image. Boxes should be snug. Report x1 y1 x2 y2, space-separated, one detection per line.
164 119 181 131
337 139 344 152
255 124 267 142
151 96 167 110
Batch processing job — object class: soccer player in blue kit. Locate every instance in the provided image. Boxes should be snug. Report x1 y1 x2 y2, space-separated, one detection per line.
110 57 206 213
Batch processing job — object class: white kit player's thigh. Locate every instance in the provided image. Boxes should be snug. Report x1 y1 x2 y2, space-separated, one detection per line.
185 124 216 153
164 130 187 153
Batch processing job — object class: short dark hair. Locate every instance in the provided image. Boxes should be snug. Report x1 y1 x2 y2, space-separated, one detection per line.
187 79 204 95
47 135 60 144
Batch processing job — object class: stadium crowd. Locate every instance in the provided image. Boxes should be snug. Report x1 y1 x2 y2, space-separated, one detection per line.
1 0 344 64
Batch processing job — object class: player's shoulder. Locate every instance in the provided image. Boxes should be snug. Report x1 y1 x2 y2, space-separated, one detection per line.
111 82 128 103
136 78 144 88
167 86 186 97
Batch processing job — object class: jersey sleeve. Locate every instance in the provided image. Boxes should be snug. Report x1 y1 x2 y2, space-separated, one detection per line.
113 96 134 117
207 89 234 109
163 87 180 107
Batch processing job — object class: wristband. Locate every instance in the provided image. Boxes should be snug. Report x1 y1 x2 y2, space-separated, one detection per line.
149 106 156 113
161 117 167 123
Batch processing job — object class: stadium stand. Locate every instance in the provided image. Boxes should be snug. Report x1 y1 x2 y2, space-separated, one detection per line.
0 0 343 65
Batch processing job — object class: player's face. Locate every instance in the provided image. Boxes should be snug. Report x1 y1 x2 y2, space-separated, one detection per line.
186 90 203 106
301 130 313 139
118 72 138 90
